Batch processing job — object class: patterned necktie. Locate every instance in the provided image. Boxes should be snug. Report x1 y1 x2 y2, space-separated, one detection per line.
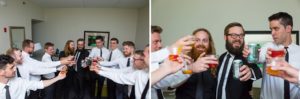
217 54 231 99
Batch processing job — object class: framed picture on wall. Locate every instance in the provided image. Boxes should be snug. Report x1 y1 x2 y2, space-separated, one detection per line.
84 31 110 49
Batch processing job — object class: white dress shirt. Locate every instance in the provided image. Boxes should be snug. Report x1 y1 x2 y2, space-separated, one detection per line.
100 56 133 69
0 77 44 99
151 47 191 99
98 67 150 99
41 53 56 79
89 47 110 61
20 51 60 81
260 42 300 99
109 48 125 61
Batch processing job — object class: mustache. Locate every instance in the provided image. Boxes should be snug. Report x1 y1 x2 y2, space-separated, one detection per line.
232 40 241 44
196 44 206 49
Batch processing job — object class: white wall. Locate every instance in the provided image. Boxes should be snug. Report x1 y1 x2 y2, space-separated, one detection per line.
0 0 43 53
152 0 300 55
152 0 300 88
135 5 149 50
33 8 139 50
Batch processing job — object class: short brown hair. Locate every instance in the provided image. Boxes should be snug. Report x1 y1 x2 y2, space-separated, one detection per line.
269 12 293 28
6 48 20 56
122 41 135 49
0 54 14 69
77 38 84 43
134 50 144 57
151 25 163 34
110 38 119 44
224 22 245 35
44 42 54 49
22 39 34 49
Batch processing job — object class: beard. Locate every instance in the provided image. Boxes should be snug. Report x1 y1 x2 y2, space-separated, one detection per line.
123 52 131 57
190 44 208 60
225 40 244 56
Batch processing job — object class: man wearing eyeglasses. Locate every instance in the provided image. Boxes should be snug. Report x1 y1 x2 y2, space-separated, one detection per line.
215 22 262 99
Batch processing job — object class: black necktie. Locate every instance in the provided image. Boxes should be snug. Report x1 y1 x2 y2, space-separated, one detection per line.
108 51 113 61
16 67 21 77
100 48 102 57
126 58 130 67
217 54 231 99
156 89 164 99
5 85 11 99
284 47 290 99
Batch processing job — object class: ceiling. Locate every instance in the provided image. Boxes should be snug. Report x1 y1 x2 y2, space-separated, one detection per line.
28 0 148 8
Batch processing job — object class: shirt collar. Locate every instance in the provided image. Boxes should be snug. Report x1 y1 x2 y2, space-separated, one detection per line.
45 53 51 57
226 52 235 58
0 82 5 90
22 51 30 58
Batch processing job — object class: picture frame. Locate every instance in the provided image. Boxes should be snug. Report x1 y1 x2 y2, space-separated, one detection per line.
84 31 110 49
245 31 299 45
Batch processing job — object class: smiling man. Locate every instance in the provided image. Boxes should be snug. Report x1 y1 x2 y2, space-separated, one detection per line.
216 22 262 99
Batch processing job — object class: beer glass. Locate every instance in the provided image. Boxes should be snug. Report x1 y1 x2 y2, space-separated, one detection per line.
266 48 285 76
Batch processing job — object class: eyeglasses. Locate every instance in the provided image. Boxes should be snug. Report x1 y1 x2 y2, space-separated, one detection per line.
226 33 245 39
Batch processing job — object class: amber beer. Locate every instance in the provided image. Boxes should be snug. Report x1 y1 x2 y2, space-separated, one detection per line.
60 66 68 74
169 47 180 61
266 48 285 76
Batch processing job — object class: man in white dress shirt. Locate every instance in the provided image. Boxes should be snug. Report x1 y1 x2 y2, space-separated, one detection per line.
20 39 73 99
151 25 217 99
0 54 67 99
88 36 110 99
91 50 149 99
99 41 135 99
243 12 300 99
41 42 57 99
107 38 125 99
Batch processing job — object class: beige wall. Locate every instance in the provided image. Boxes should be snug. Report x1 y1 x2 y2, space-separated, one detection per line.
152 0 300 88
135 5 150 50
0 0 43 53
33 8 140 50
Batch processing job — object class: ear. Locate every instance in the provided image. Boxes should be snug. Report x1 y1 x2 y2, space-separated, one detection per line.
224 35 227 40
286 25 292 33
0 69 5 76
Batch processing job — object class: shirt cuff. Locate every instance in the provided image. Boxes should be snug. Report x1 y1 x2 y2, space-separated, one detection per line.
250 68 257 80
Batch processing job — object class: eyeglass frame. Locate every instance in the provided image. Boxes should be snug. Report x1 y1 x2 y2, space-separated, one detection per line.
226 33 245 39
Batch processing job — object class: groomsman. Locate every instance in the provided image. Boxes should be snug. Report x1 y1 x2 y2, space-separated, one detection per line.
107 38 125 99
0 54 67 99
74 38 91 99
20 39 73 99
99 41 135 99
41 42 57 99
89 37 110 99
216 22 262 99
